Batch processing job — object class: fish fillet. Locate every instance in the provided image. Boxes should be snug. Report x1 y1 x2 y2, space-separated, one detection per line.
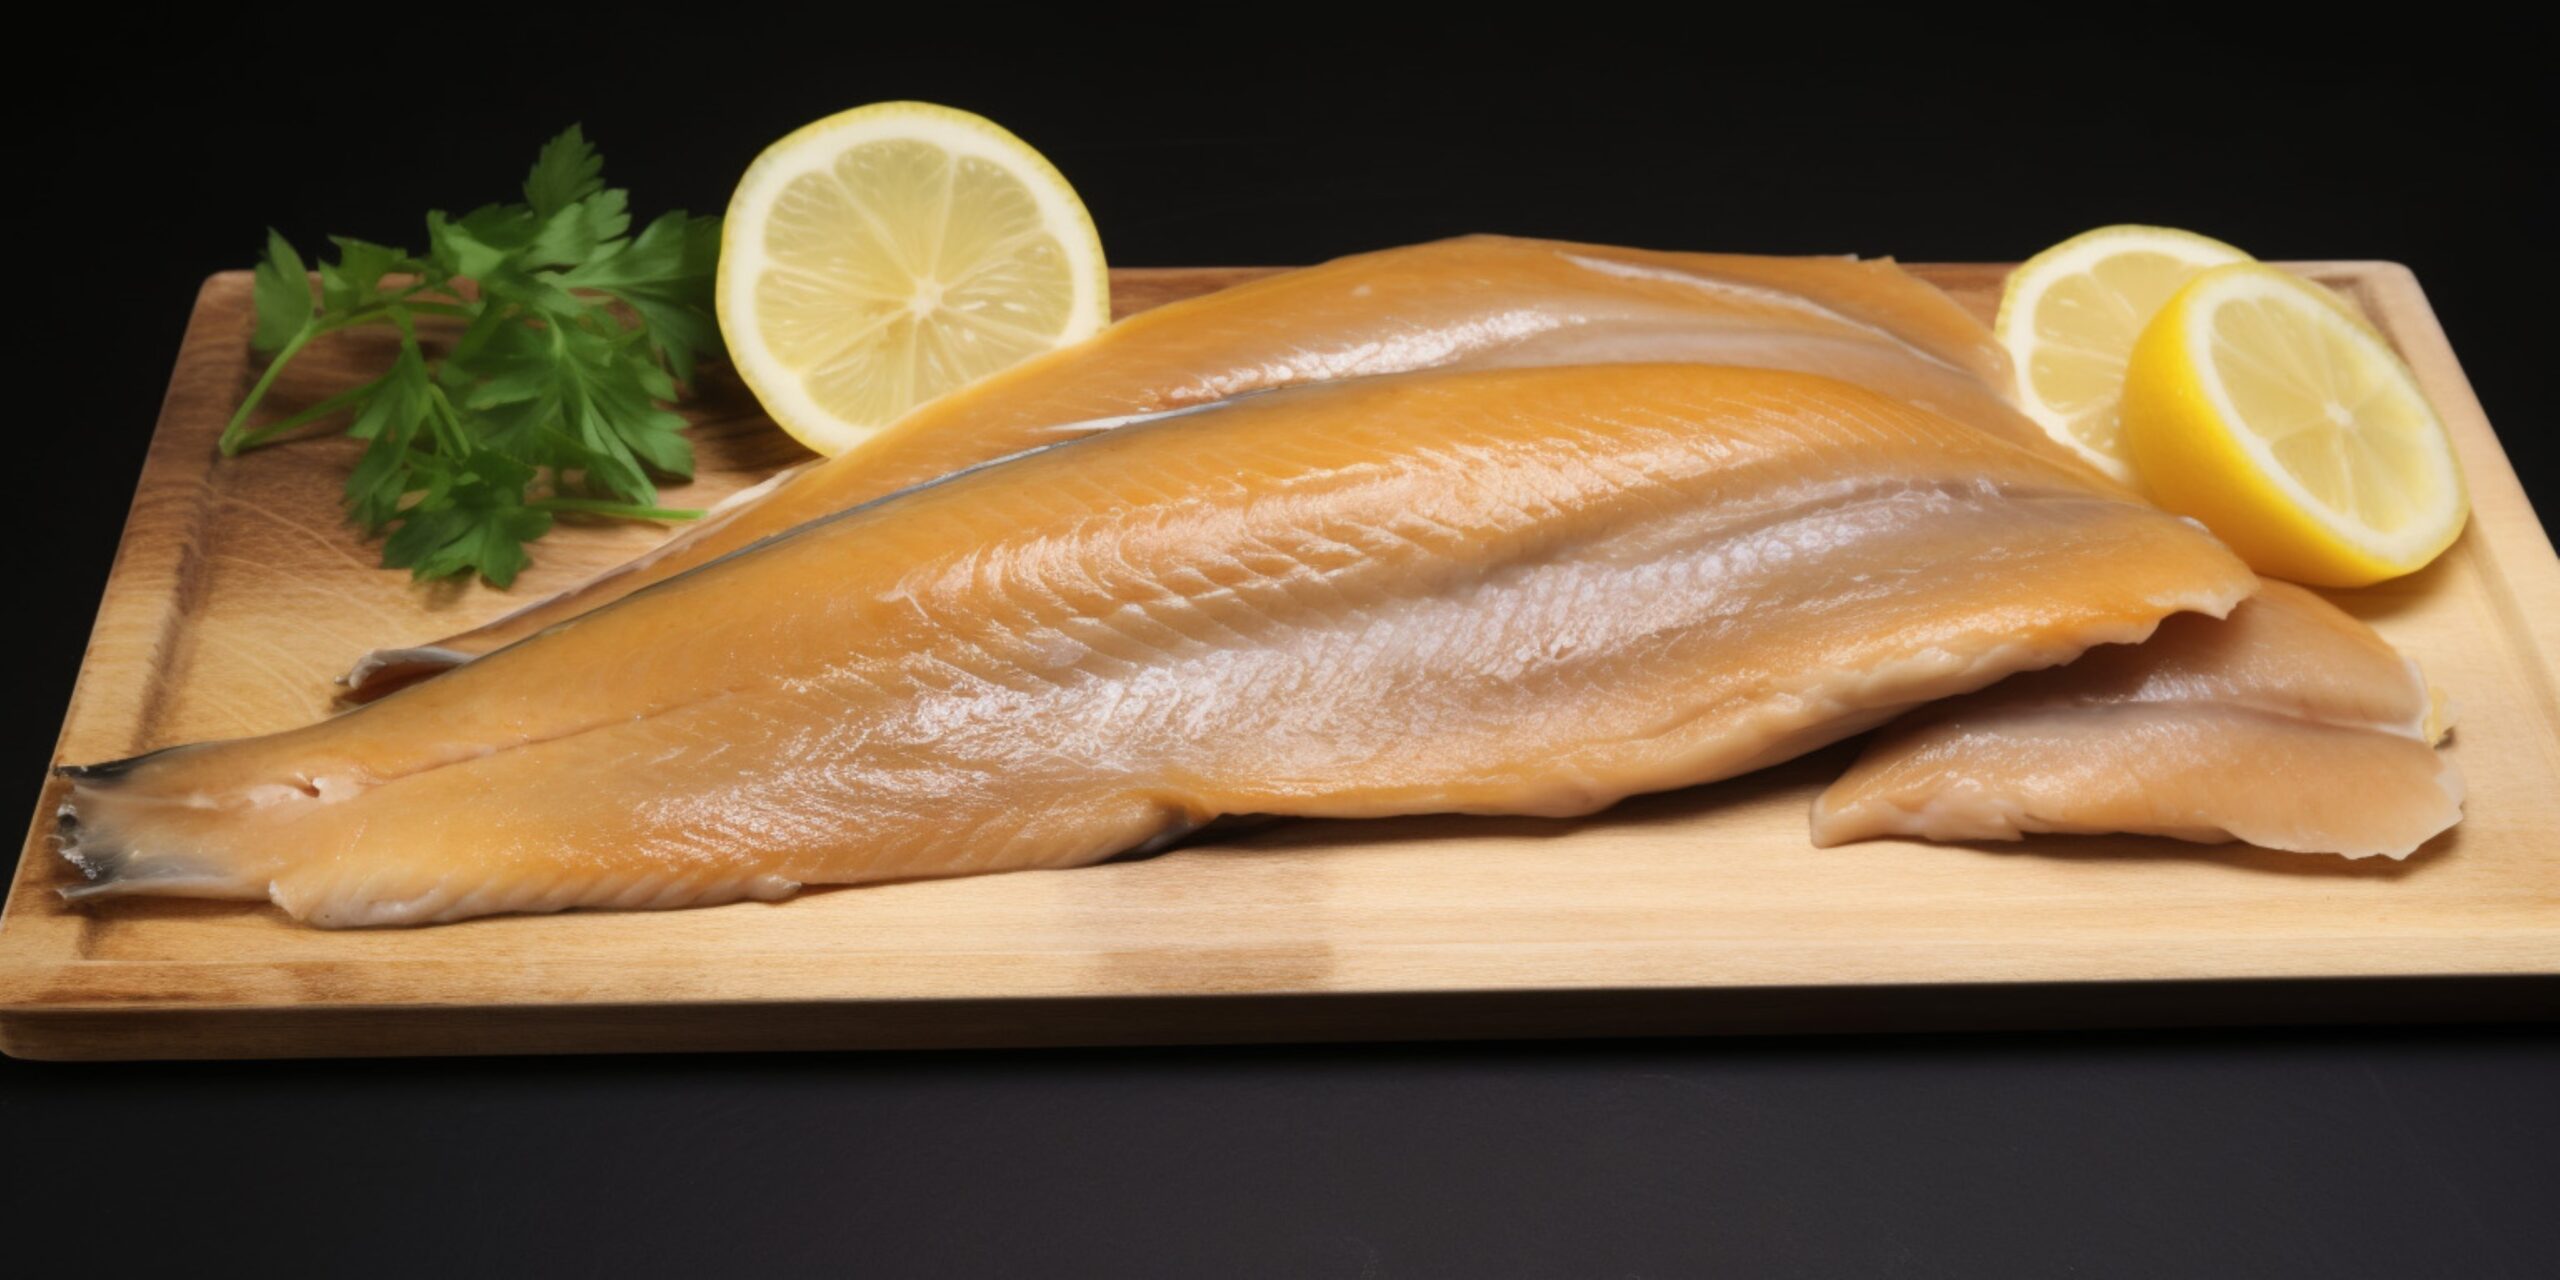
1810 580 2461 857
57 365 2250 926
345 234 2082 698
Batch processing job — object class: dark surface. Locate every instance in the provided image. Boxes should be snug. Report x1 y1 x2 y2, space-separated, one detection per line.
8 20 2557 1277
3 1029 2556 1277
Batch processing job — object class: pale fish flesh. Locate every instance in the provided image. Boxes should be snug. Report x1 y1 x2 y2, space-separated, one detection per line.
1810 580 2460 857
343 235 2086 698
60 365 2249 926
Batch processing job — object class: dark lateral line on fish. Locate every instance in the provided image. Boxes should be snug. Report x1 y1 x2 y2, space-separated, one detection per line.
410 395 1281 680
54 743 192 783
52 398 1283 784
57 411 2136 792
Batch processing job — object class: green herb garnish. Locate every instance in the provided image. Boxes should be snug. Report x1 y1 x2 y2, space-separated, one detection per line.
224 126 722 586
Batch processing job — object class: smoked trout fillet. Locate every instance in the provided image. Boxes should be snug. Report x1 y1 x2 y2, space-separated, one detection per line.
345 234 2078 698
1811 581 2461 858
57 365 2251 926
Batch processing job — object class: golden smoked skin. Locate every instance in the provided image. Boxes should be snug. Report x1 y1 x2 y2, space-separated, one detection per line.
346 235 2082 696
60 366 2251 926
1810 581 2462 858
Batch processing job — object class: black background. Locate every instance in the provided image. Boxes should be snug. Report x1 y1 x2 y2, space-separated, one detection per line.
6 18 2556 1277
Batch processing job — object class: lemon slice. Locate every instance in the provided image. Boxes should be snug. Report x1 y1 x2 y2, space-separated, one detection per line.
718 102 1110 456
1996 225 2253 482
2122 263 2467 586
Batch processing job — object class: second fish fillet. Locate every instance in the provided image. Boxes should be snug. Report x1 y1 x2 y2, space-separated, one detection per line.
345 234 2075 697
58 365 2251 926
1810 580 2461 857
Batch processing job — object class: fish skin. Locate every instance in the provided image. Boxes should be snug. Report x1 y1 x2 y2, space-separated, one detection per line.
59 365 2251 927
343 234 2090 698
1809 580 2462 858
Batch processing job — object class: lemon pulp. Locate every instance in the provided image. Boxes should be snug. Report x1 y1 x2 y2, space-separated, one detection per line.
1996 225 2252 481
2123 263 2465 586
718 102 1110 456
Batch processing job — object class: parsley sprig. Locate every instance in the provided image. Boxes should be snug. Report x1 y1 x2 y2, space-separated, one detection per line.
224 127 722 585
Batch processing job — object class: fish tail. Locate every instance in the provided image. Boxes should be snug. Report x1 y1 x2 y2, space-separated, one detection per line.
50 740 809 927
50 749 274 905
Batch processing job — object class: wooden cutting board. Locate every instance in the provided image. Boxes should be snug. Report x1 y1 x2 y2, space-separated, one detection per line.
3 263 2554 1060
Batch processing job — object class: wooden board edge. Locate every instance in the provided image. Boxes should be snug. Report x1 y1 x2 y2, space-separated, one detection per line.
2347 263 2560 734
3 261 2552 1059
0 274 248 961
6 975 2554 1061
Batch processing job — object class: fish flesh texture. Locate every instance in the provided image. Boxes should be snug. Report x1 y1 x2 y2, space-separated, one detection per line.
345 234 2085 698
63 367 2245 925
348 236 2067 694
1811 581 2461 857
57 365 2250 926
1810 580 2460 857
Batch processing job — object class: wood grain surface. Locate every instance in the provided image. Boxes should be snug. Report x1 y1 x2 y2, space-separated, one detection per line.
3 263 2554 1060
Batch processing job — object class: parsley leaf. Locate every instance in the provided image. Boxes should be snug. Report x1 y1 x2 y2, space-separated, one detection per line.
221 127 719 585
563 210 725 383
250 230 313 354
380 450 554 587
523 125 606 218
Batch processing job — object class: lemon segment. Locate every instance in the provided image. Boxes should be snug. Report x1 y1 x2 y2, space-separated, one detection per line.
2122 263 2466 586
718 102 1110 456
1996 225 2253 481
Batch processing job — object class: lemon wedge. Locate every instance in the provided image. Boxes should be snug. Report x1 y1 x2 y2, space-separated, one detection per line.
1996 225 2253 481
2122 263 2466 586
718 102 1110 456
